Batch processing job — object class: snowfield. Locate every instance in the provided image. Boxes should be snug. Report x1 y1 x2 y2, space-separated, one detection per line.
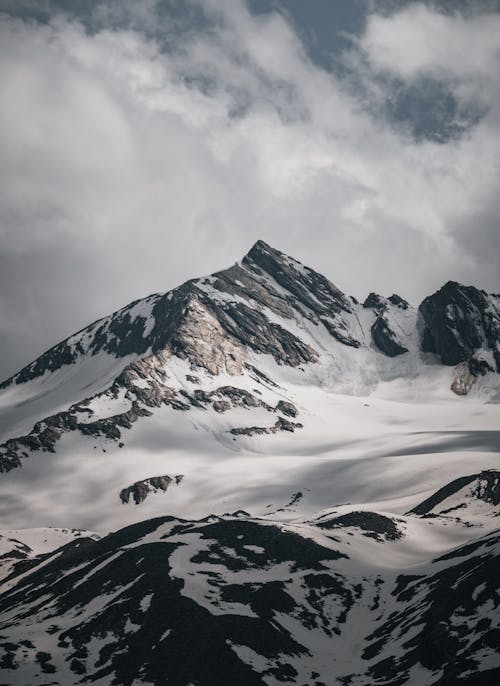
0 348 498 533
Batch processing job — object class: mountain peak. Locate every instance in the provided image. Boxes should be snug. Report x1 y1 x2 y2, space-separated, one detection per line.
245 238 274 255
242 239 290 268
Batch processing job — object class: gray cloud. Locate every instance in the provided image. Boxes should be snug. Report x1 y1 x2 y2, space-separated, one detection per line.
0 1 499 380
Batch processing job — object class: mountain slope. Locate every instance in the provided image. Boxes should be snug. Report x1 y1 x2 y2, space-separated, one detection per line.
0 473 499 686
0 240 499 533
0 241 499 685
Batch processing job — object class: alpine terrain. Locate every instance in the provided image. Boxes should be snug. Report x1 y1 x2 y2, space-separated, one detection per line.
0 240 499 685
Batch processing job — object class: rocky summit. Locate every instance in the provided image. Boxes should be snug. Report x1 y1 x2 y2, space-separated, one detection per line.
0 241 499 685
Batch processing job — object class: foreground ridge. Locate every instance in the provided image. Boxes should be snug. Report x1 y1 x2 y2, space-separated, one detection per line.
0 472 499 685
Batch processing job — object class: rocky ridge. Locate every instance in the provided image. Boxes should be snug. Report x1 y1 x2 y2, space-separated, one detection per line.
2 243 499 396
0 241 499 478
409 470 500 518
0 351 299 472
120 475 184 505
420 281 500 375
0 473 498 686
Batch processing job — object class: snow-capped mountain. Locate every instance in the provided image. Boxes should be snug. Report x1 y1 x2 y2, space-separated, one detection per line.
1 241 498 477
0 241 499 685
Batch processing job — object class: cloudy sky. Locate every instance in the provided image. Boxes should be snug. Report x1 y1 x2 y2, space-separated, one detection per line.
1 0 499 380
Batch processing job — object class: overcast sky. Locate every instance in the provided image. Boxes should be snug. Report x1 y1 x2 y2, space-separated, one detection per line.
1 0 500 381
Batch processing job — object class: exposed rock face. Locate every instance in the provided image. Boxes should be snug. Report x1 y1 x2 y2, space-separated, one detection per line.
0 293 162 389
212 400 231 413
229 417 303 436
388 293 409 309
473 470 500 505
363 292 410 357
371 316 408 357
409 470 500 516
241 240 362 348
0 354 300 472
364 292 409 312
451 361 476 395
363 292 387 312
0 529 100 583
419 281 500 375
275 400 298 418
0 516 350 685
0 535 31 582
317 511 403 541
0 241 329 391
120 475 184 505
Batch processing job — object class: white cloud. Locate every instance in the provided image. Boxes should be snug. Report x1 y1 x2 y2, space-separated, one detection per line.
360 4 500 90
0 1 499 379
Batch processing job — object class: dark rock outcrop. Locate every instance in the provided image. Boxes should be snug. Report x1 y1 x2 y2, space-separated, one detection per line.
409 470 500 516
0 294 162 390
364 292 409 312
120 475 184 505
275 400 298 417
363 292 386 312
317 511 403 541
371 316 408 357
363 292 409 356
244 241 350 312
419 281 500 374
388 293 409 309
229 417 302 436
212 400 231 413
